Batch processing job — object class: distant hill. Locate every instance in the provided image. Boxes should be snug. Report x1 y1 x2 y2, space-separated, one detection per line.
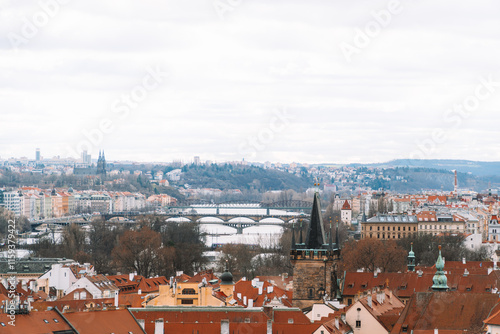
348 159 500 177
176 163 313 192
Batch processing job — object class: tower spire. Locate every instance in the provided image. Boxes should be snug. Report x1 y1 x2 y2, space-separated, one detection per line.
329 220 333 250
432 245 448 291
407 242 415 272
335 219 340 250
305 191 327 249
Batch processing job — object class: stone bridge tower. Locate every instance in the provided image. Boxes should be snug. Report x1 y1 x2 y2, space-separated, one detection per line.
290 190 341 309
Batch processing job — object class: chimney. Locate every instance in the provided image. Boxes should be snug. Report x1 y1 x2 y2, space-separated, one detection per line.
268 286 273 293
335 317 340 329
154 319 164 334
221 320 229 334
341 313 346 323
367 295 372 308
463 269 469 277
258 286 263 295
138 289 142 295
114 291 119 308
462 257 466 265
488 267 493 275
434 329 439 334
129 272 134 281
243 296 247 306
267 319 272 334
248 299 254 308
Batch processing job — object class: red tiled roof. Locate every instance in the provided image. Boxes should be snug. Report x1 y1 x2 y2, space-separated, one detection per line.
391 292 500 333
64 309 144 334
255 275 293 290
233 280 293 307
484 308 500 326
341 200 351 210
31 298 114 313
343 269 500 299
131 307 318 334
0 310 73 334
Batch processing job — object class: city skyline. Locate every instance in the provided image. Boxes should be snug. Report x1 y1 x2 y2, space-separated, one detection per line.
2 0 500 164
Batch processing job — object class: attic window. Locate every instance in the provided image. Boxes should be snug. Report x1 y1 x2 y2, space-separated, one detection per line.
288 318 294 324
43 319 49 323
361 282 368 288
0 323 5 327
402 325 408 332
466 285 473 291
348 283 354 288
53 319 59 323
399 283 407 290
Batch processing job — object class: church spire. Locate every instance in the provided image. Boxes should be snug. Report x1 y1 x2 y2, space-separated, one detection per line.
335 219 340 250
407 242 415 272
305 191 327 249
432 245 448 291
329 220 333 250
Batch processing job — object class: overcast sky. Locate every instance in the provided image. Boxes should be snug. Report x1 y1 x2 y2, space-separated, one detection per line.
1 0 500 164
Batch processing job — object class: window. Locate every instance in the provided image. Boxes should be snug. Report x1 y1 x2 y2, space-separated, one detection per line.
398 226 400 231
43 319 49 324
403 226 406 231
377 226 380 231
393 227 396 231
308 288 314 299
181 299 194 304
182 288 196 295
356 320 361 328
347 298 352 306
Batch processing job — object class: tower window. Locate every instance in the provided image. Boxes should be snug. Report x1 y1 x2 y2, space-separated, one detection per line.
308 288 314 299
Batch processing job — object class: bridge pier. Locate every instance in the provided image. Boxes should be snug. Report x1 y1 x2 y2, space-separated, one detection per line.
237 224 243 234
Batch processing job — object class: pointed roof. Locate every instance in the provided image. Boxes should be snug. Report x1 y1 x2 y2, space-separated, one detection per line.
341 200 351 210
305 192 326 249
431 245 448 291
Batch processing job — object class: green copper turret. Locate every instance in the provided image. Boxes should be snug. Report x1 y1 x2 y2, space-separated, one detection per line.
431 245 448 291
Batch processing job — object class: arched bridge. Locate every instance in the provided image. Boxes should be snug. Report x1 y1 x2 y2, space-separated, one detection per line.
102 200 314 234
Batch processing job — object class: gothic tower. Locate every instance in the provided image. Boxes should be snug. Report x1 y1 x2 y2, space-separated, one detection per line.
290 191 341 309
96 150 107 176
